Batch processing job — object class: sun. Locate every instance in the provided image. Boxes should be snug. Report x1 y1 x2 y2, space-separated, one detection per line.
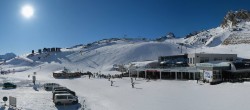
21 5 34 18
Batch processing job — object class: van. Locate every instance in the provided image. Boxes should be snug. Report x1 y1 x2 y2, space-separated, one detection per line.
54 93 78 105
52 91 72 100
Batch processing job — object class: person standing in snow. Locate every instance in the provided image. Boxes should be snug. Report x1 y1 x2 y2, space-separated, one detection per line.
131 82 135 88
111 80 114 86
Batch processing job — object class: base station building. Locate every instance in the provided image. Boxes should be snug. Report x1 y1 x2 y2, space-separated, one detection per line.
129 53 250 83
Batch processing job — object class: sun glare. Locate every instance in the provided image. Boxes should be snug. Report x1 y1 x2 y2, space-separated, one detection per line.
21 5 34 18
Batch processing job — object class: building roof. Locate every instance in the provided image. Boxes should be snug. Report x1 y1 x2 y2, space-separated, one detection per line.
190 53 237 55
196 61 231 67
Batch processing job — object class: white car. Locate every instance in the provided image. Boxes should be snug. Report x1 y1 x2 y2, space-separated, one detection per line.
52 86 67 93
44 83 60 91
54 93 78 105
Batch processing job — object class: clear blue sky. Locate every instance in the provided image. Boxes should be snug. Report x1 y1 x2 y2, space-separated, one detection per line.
1 0 250 55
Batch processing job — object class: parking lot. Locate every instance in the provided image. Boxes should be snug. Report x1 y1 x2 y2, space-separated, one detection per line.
0 77 86 110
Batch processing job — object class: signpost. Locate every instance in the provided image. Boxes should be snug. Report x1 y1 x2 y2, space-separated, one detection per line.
9 96 17 107
204 70 213 82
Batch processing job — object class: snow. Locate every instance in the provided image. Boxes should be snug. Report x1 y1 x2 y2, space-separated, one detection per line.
1 72 250 110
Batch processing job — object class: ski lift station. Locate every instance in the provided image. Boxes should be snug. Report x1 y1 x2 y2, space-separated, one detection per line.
127 53 250 83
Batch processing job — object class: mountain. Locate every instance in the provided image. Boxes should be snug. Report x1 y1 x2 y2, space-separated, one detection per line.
0 53 16 61
2 10 250 73
221 9 250 28
156 32 176 42
184 10 250 47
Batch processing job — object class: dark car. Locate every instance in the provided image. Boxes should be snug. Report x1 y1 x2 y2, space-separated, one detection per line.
3 82 17 88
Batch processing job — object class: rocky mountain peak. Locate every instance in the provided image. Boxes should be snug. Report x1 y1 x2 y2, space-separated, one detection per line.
221 9 250 28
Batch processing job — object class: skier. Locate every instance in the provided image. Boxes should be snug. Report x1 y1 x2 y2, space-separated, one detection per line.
131 77 133 83
131 82 135 88
111 80 114 86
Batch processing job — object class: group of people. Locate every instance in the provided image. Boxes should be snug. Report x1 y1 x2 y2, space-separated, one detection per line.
86 71 150 88
88 72 123 79
0 69 15 75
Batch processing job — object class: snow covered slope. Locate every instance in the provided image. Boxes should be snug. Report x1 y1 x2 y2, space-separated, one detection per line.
18 39 186 72
0 37 190 75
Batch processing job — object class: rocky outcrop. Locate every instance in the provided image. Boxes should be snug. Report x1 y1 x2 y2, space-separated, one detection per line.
221 10 250 28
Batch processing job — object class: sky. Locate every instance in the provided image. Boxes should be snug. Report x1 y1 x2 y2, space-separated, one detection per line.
1 0 250 55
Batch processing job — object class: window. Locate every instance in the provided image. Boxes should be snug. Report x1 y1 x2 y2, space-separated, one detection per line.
214 57 222 61
57 95 67 99
193 58 195 64
204 57 209 62
226 57 233 61
200 57 205 63
200 57 209 63
68 95 73 99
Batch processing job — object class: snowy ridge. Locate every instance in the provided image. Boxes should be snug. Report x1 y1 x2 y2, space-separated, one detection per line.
0 53 16 61
1 39 186 73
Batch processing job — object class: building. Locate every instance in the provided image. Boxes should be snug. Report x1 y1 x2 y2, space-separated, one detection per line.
188 53 237 66
130 53 243 84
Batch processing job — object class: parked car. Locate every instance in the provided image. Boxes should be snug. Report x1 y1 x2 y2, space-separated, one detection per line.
53 88 76 96
3 82 17 89
52 91 71 100
54 93 78 105
52 87 68 93
44 83 60 91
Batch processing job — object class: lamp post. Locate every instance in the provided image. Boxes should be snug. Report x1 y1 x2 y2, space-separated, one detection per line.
128 67 130 78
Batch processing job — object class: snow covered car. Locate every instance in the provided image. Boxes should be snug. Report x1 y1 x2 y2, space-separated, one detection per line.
44 83 60 91
54 93 78 105
3 82 17 89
